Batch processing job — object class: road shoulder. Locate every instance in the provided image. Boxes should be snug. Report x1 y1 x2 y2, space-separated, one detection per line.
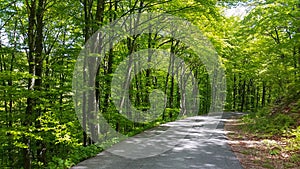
224 114 300 169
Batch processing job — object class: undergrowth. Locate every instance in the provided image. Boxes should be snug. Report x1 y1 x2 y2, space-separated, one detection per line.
242 84 300 152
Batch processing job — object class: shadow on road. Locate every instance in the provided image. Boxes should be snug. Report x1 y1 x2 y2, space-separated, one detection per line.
72 112 245 169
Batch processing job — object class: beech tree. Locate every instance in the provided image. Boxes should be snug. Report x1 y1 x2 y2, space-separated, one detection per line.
0 0 299 168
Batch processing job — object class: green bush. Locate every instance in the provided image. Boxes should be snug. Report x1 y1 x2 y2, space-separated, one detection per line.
285 126 300 151
242 109 295 135
47 144 102 169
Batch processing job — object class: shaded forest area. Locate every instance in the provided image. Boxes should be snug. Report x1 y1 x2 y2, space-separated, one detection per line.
0 0 299 168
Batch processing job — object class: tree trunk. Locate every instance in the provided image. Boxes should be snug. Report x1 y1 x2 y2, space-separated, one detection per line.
23 0 37 168
233 73 237 111
262 81 266 107
256 86 260 109
240 80 246 112
35 0 46 164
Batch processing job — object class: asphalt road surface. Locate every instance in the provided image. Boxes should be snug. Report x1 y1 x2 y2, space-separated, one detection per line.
72 112 244 169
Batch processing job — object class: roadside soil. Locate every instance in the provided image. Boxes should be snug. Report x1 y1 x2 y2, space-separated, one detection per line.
224 115 300 169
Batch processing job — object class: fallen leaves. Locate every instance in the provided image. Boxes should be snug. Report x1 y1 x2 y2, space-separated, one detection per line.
224 116 300 169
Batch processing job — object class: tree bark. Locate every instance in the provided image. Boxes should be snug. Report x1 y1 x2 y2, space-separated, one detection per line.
262 81 266 107
23 0 37 168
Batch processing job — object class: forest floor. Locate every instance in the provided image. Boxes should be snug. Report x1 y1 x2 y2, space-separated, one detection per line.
224 115 300 169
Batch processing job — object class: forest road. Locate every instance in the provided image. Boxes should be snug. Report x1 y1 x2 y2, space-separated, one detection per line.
72 112 244 169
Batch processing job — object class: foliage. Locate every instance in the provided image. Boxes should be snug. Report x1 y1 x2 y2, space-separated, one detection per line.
0 0 299 168
242 82 299 135
242 110 295 135
242 82 300 152
284 126 300 151
48 144 102 169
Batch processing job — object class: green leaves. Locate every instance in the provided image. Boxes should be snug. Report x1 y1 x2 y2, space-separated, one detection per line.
0 0 298 168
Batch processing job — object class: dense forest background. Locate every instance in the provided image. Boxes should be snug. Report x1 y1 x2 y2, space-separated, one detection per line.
0 0 299 168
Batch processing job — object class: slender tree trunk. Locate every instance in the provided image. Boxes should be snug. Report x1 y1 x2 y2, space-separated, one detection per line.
169 40 180 118
35 0 46 164
262 81 266 107
237 74 242 111
7 18 17 166
24 1 37 168
103 0 113 112
233 73 236 111
246 79 251 111
256 86 260 109
250 79 255 111
82 0 89 147
240 80 246 112
205 73 209 114
145 27 152 106
163 39 173 120
82 0 105 145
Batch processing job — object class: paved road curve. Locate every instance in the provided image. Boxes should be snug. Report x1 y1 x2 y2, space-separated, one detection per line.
72 112 244 169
